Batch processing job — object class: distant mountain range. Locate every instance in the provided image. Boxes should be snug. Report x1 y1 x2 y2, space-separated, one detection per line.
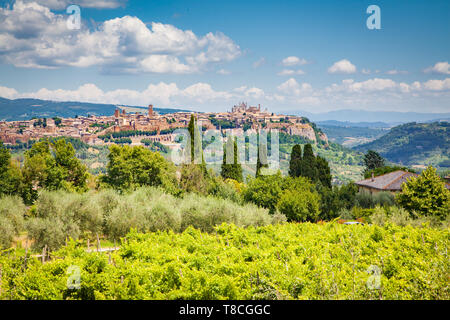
282 109 450 124
0 97 191 121
354 122 450 168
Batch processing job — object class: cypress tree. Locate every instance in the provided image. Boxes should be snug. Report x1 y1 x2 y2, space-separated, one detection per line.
256 133 268 177
221 137 243 182
301 143 318 182
316 155 332 188
187 114 207 174
289 144 302 177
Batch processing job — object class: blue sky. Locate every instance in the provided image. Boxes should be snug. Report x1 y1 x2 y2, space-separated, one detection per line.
0 0 449 113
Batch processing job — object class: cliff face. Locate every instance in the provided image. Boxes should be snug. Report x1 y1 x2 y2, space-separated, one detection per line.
288 124 317 141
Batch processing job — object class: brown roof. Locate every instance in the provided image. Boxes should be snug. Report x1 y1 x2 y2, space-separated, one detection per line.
355 170 419 191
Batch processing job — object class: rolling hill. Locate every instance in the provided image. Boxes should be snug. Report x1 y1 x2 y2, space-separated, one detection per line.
354 121 449 168
0 97 191 121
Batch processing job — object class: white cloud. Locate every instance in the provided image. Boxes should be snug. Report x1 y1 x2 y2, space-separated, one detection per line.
277 69 305 76
328 59 357 74
424 62 450 75
422 78 450 91
277 78 312 96
281 56 308 67
1 77 449 113
0 1 241 73
0 86 19 99
22 0 127 10
244 87 265 99
361 69 371 75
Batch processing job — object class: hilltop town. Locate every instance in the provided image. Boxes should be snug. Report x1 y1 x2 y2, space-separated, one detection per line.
0 102 328 148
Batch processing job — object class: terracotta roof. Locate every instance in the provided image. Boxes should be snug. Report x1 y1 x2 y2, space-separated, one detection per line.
355 170 419 191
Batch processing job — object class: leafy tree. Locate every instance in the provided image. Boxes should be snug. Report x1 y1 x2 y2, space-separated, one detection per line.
277 177 320 222
396 166 450 220
363 150 385 172
102 144 178 194
22 139 88 203
317 182 358 220
180 163 208 194
0 196 26 249
288 144 302 178
221 137 243 182
243 173 283 213
0 142 22 197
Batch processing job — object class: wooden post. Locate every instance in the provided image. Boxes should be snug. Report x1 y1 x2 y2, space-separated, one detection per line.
87 238 90 250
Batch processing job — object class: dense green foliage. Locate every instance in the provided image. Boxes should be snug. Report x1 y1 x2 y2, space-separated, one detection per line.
0 142 23 197
5 187 280 251
243 174 321 221
21 139 89 203
288 144 332 188
0 223 448 300
355 122 450 167
0 196 25 249
396 166 450 220
100 145 178 194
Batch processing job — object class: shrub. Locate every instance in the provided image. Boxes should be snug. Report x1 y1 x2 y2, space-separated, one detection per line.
396 166 450 220
0 196 26 249
277 188 320 222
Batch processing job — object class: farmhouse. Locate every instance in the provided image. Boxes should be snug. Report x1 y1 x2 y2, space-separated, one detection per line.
355 170 419 194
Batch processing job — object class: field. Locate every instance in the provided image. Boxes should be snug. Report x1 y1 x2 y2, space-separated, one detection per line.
1 222 448 300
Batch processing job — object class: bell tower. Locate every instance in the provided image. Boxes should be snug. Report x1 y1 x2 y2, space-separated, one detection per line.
148 104 153 117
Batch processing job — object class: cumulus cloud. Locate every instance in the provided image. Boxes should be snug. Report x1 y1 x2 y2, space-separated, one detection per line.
424 62 450 75
0 1 241 73
277 78 312 96
281 56 308 67
277 69 305 76
422 78 450 91
328 59 357 74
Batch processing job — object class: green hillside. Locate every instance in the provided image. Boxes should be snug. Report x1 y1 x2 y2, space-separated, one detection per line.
354 122 449 168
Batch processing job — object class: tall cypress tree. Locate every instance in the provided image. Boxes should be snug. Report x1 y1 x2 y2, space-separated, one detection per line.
316 155 332 188
300 143 318 182
256 133 268 177
221 137 243 182
187 114 207 174
289 144 302 177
